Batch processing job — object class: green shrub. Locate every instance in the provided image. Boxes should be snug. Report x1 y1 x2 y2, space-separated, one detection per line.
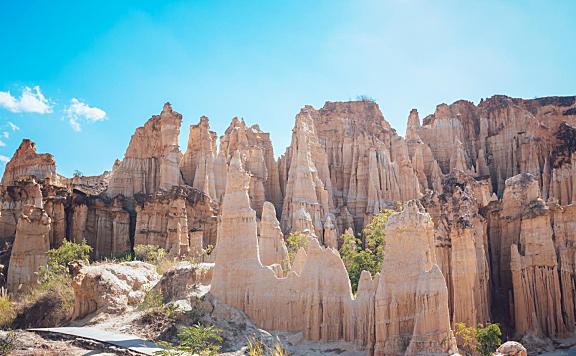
139 289 164 311
285 231 309 264
134 245 167 264
156 324 223 356
476 323 502 356
339 209 394 292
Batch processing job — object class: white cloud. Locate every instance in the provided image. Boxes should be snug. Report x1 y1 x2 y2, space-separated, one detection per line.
0 140 5 147
0 155 9 163
64 98 107 132
0 86 53 114
2 131 8 139
7 122 19 131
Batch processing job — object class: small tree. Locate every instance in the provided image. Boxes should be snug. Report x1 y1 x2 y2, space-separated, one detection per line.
38 239 92 283
476 323 502 356
285 232 309 264
73 170 83 177
339 210 394 292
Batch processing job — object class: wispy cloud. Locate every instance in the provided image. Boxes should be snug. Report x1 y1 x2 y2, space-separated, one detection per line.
0 140 5 147
0 86 53 114
64 98 107 132
7 122 19 131
0 155 10 163
2 132 8 139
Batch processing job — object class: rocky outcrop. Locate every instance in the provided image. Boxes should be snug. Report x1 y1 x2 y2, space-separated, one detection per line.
7 206 51 293
421 172 492 327
496 341 527 356
107 103 182 197
1 139 57 186
212 152 456 354
153 262 213 302
70 260 160 320
257 201 288 267
279 101 422 244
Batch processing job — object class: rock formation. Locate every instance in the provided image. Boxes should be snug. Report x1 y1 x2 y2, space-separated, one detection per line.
7 206 51 293
421 172 492 327
211 152 457 354
279 101 423 244
70 260 160 319
257 201 288 267
107 102 182 197
414 96 576 199
1 139 57 186
180 116 218 199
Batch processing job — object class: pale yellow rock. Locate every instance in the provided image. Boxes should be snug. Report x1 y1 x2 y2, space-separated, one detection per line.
257 201 288 267
7 206 51 293
1 139 57 186
107 102 182 197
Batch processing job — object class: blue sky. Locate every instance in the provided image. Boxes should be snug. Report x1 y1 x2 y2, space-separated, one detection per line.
0 0 574 176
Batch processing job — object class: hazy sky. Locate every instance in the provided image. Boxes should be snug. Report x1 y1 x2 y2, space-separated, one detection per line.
0 0 574 176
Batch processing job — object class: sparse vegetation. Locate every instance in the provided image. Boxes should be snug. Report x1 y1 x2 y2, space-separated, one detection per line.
134 245 167 264
285 231 309 264
73 170 83 177
156 324 223 356
0 288 15 329
453 322 502 356
356 95 376 102
339 209 394 292
0 329 16 355
139 288 164 311
247 335 265 356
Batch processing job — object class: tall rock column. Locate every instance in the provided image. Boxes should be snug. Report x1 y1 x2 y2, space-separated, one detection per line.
7 206 51 293
374 200 457 355
258 201 289 267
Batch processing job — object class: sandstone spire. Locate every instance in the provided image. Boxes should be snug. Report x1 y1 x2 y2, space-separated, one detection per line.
107 102 182 197
258 201 289 267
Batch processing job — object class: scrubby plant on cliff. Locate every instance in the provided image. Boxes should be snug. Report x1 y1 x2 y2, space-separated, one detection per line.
339 209 394 292
285 231 309 264
37 239 92 286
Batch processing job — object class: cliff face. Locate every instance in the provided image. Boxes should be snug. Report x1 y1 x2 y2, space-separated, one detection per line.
421 171 492 327
414 96 576 199
211 154 457 355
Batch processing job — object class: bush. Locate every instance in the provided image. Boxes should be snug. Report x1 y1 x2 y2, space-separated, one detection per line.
285 231 309 265
139 289 164 311
134 245 167 264
156 324 223 356
476 323 502 356
454 322 478 355
0 288 15 329
339 209 394 292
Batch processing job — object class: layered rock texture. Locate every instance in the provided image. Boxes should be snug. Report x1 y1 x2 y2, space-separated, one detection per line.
1 94 576 349
211 153 457 355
